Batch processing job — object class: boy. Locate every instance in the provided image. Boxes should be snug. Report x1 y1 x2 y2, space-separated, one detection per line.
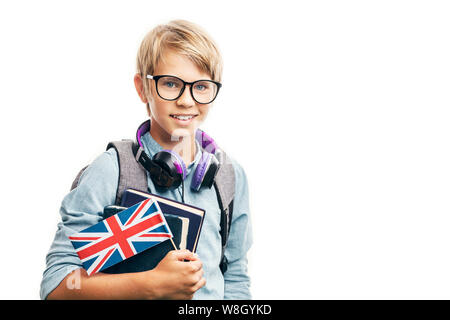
40 19 252 300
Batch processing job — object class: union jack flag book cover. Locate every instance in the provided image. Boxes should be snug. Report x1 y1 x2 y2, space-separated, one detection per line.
69 198 173 275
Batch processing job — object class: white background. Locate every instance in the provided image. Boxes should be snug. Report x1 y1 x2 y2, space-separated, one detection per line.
0 0 449 299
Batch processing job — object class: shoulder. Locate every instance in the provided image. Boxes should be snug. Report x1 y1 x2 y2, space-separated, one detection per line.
230 156 248 184
221 152 252 231
77 148 119 186
61 148 120 224
68 147 119 207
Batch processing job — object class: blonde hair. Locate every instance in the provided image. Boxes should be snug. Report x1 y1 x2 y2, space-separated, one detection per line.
136 19 223 98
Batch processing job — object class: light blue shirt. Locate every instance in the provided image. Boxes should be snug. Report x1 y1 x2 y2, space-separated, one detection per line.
40 131 252 300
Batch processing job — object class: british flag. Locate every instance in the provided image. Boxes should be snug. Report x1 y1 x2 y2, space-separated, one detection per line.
69 199 173 275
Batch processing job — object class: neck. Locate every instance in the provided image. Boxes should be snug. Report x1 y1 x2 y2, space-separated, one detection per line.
149 119 197 165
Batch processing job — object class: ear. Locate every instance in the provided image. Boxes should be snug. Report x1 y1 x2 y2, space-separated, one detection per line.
134 73 148 103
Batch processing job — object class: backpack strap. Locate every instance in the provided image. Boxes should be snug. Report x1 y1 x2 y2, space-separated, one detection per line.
71 165 88 191
213 149 236 274
106 140 149 205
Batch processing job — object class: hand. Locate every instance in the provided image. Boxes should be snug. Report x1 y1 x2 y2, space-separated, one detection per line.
139 249 206 299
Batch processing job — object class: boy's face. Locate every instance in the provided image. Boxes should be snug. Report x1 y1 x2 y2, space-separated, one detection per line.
139 49 213 141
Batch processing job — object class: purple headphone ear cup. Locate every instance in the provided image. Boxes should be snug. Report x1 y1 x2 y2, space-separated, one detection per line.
162 149 187 181
191 152 213 191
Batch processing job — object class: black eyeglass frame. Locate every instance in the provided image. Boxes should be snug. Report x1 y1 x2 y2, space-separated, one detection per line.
146 74 222 104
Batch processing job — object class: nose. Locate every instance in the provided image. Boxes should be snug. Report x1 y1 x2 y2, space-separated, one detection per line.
176 84 195 108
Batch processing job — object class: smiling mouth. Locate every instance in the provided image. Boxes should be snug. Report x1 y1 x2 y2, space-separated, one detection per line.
170 114 198 121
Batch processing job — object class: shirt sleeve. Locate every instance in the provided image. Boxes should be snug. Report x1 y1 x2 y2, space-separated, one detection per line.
223 158 253 300
39 149 119 300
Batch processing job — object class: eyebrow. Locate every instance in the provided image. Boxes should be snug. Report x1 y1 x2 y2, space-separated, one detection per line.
147 74 214 82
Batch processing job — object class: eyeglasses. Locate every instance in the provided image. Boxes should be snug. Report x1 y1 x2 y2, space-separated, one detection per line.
146 74 222 104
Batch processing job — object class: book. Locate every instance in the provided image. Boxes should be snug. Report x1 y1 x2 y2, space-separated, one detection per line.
121 188 206 253
102 213 183 274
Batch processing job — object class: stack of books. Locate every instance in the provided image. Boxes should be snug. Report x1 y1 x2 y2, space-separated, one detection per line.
69 188 206 275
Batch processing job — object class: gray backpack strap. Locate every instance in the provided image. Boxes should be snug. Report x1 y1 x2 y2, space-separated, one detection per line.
213 149 236 274
71 165 89 191
106 140 149 205
214 149 236 211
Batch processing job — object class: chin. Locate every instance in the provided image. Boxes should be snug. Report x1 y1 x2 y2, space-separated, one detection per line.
169 126 196 139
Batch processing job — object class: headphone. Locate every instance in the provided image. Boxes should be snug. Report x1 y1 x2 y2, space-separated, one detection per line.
132 120 220 192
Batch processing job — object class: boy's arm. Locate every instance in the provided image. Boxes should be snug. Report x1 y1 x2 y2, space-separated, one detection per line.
223 160 253 300
40 149 118 299
40 150 117 299
48 250 205 300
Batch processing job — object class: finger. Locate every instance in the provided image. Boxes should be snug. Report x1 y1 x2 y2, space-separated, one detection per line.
188 259 203 272
170 249 196 261
192 268 204 283
191 277 206 292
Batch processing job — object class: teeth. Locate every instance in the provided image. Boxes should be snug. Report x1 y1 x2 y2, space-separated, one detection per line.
171 115 195 120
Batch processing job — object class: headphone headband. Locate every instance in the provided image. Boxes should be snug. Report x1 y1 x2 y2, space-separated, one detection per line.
136 120 151 148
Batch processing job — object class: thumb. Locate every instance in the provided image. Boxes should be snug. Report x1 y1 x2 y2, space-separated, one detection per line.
170 249 198 261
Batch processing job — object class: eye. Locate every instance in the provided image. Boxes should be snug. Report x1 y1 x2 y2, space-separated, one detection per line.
194 81 212 92
160 77 182 89
195 84 206 91
163 81 177 88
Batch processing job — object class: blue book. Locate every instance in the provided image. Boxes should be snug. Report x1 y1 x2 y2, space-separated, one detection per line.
121 188 205 253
